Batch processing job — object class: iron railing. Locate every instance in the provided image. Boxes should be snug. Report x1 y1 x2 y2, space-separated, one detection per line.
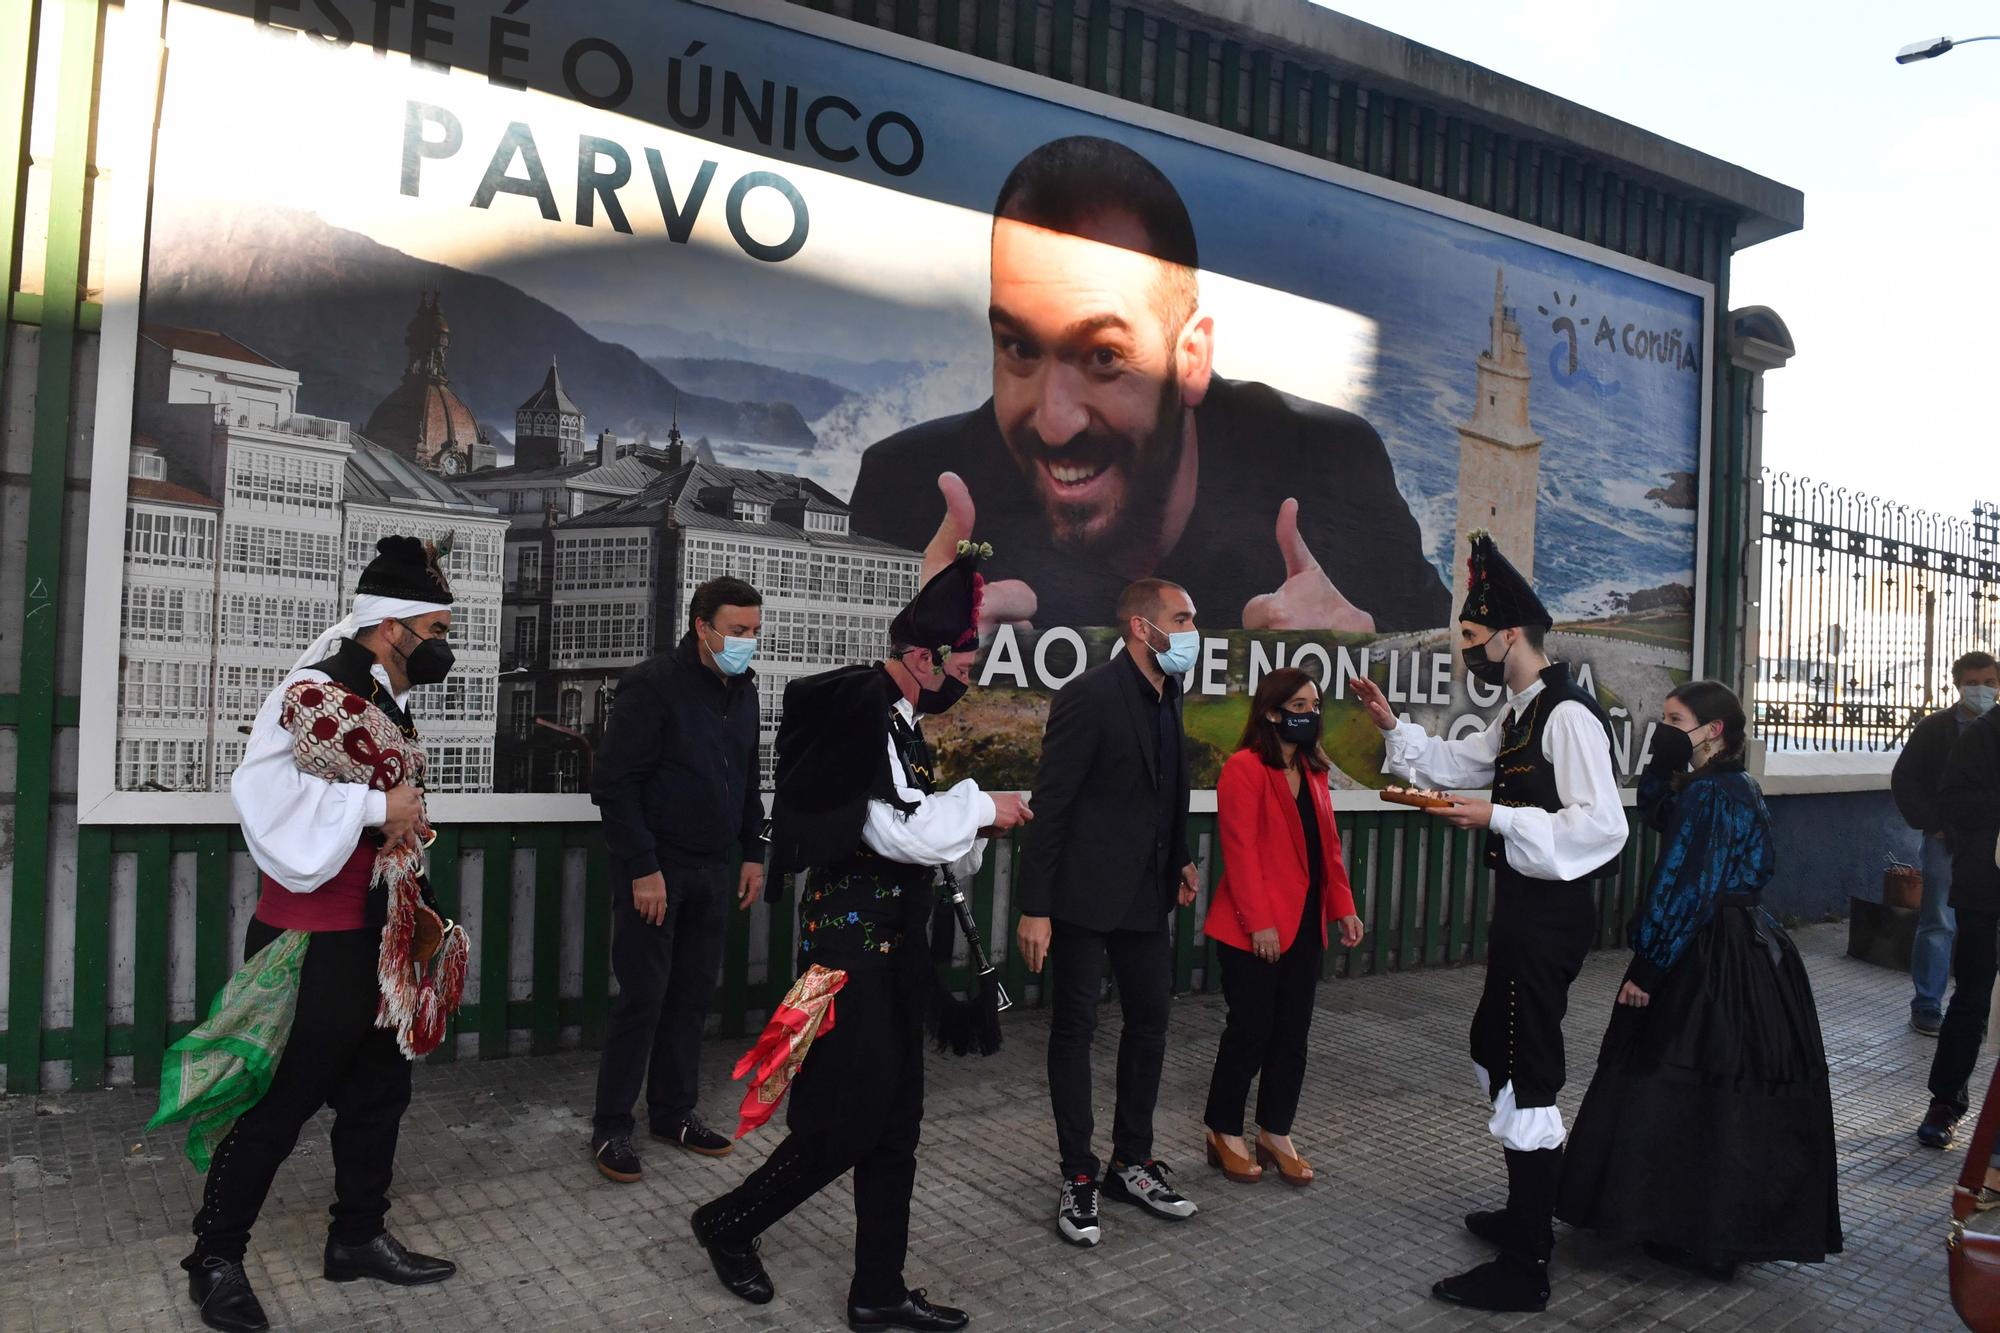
1757 470 2000 751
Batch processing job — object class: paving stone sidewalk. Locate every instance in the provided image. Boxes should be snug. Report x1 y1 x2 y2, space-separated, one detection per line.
1 925 1971 1331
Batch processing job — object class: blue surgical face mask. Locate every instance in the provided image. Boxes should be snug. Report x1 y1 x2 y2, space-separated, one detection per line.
1963 684 1998 716
1144 619 1200 676
706 629 756 677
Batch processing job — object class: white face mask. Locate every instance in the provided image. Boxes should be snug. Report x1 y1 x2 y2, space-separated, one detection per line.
1962 684 1998 716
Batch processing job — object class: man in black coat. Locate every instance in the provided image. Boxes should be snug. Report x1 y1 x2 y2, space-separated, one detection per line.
587 577 767 1181
847 134 1448 637
1016 578 1203 1247
1894 652 1999 1039
1921 687 2000 1148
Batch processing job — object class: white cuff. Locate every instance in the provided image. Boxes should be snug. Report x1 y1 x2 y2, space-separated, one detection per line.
1379 721 1421 773
365 789 388 827
1486 804 1515 839
971 790 998 829
1475 1065 1567 1151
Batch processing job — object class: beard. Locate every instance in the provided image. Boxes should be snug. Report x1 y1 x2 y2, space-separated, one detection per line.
1004 371 1188 556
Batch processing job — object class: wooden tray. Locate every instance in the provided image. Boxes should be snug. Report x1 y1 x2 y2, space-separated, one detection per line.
1378 787 1458 810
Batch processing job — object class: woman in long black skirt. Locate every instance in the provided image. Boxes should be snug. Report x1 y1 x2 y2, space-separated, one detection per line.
1556 680 1843 1279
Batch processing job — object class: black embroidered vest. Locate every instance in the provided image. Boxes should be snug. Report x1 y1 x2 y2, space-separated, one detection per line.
797 708 938 968
1483 662 1615 884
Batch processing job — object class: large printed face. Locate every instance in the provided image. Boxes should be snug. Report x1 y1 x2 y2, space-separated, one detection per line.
987 211 1211 555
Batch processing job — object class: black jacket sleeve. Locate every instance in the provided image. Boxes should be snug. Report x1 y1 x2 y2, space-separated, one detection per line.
739 678 767 862
1892 711 1951 833
1292 406 1450 633
1172 689 1194 870
1017 677 1101 918
589 662 669 880
1939 719 2000 839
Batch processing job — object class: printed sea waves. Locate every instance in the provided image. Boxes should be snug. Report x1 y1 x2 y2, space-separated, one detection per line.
1368 324 1696 621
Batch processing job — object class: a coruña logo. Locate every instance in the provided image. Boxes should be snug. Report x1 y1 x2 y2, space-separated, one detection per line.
1538 289 1699 400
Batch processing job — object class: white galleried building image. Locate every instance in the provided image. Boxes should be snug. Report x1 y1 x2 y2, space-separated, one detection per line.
493 457 922 793
120 315 920 796
119 324 506 793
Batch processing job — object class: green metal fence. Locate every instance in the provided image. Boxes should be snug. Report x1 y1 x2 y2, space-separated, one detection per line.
4 810 1662 1092
1 0 1729 1094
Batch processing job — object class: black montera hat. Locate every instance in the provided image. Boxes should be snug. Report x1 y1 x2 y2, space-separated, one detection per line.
889 540 988 660
1459 530 1550 631
357 534 455 606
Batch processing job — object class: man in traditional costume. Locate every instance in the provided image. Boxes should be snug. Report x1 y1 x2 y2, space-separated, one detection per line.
154 536 470 1332
690 493 1031 1332
1352 532 1628 1314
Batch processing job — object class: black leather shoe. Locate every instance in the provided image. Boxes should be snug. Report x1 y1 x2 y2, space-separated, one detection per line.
847 1287 970 1331
690 1204 774 1304
1463 1207 1516 1248
655 1113 735 1158
187 1257 270 1332
1431 1255 1550 1313
323 1233 456 1285
1920 1100 1961 1149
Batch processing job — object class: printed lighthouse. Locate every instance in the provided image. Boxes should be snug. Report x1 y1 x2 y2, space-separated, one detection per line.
1453 269 1543 587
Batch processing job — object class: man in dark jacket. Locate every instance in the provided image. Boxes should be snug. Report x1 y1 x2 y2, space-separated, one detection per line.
1894 652 2000 1038
1016 578 1202 1248
588 577 767 1181
1920 676 2000 1149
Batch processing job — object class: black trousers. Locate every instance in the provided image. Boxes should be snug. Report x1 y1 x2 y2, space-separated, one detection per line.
1203 928 1323 1137
593 860 731 1139
1471 877 1596 1112
1047 921 1172 1180
1931 908 1998 1115
187 919 411 1267
701 964 924 1306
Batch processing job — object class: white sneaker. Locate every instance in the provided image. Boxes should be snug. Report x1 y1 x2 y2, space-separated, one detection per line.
1057 1174 1102 1246
1105 1159 1197 1219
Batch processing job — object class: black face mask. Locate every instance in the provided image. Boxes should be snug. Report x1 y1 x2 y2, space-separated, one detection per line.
1650 724 1700 772
915 674 968 716
1277 710 1322 744
1464 633 1510 687
395 626 455 687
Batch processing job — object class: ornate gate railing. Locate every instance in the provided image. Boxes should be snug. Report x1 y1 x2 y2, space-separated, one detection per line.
1757 472 2000 751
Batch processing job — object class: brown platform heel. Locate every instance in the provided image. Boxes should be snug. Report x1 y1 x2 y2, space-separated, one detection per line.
1255 1136 1314 1187
1205 1130 1262 1184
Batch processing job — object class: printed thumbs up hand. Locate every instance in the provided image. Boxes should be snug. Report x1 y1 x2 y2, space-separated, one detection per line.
1241 497 1376 633
926 472 1037 641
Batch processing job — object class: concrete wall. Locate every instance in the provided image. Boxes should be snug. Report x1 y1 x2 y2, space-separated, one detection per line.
1764 789 1920 925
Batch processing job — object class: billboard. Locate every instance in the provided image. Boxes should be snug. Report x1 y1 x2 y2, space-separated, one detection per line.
77 0 1710 822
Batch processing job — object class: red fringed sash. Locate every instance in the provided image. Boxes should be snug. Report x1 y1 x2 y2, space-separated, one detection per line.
731 964 847 1138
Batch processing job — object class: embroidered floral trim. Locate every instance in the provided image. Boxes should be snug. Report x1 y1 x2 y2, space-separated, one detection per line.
799 872 903 956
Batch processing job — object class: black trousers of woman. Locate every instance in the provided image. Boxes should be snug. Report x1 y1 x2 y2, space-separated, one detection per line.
186 919 411 1268
1204 904 1323 1137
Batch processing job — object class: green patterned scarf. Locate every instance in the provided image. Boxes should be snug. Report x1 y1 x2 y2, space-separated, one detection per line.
147 930 310 1170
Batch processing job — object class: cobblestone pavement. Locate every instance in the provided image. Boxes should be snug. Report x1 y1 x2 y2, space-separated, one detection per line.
1 925 1972 1331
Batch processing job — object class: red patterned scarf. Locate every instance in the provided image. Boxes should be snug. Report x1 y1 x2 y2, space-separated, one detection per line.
280 678 469 1057
731 964 846 1137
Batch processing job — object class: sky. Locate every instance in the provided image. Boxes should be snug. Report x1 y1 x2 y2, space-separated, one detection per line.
1317 0 2000 521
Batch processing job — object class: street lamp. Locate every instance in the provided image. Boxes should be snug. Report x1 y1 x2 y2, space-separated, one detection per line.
534 716 594 787
1896 35 2000 64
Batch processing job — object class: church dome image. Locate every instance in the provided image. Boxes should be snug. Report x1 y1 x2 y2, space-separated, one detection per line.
364 290 493 476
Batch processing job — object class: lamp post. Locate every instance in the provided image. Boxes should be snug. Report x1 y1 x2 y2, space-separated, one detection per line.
534 716 593 788
1896 35 2000 64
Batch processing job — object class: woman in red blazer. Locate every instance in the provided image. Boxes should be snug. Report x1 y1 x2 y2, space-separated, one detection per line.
1202 667 1364 1187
